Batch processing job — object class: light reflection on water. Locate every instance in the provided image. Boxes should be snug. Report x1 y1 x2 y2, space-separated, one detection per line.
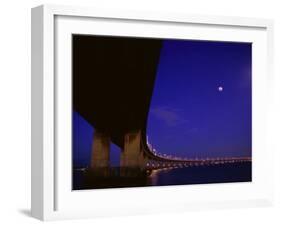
73 162 251 190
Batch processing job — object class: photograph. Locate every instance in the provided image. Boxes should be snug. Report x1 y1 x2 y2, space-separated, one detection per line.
72 34 252 190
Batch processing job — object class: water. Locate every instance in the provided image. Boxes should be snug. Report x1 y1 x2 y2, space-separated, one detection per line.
73 162 251 190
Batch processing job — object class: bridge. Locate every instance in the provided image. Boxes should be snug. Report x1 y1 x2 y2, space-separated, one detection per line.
73 35 251 174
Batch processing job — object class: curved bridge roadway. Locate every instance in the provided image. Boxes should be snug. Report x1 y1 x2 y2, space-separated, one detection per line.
73 35 251 171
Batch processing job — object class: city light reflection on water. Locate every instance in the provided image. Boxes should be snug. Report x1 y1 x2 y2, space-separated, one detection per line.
73 162 251 190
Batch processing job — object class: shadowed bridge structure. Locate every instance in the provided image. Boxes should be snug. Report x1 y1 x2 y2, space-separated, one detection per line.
73 35 251 174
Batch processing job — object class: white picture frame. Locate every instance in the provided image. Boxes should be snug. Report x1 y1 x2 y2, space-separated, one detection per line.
31 4 274 221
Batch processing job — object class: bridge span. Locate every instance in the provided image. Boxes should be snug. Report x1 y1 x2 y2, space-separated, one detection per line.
73 35 251 173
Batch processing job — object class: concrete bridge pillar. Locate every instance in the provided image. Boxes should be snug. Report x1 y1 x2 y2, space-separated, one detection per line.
90 130 110 169
120 130 144 168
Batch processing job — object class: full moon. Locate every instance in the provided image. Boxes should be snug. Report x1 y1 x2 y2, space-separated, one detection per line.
218 86 223 92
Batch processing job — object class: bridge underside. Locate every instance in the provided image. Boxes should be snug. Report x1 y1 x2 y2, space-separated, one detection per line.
73 35 163 168
73 35 162 148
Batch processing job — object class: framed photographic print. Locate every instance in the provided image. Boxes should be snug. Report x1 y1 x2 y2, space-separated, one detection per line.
31 4 274 221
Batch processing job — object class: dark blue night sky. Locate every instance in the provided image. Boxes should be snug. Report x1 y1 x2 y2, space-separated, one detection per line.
73 39 252 168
